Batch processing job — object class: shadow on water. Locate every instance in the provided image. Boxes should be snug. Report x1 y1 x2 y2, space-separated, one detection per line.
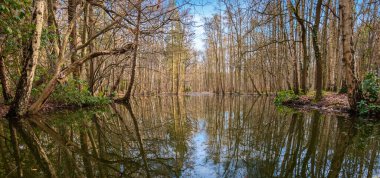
0 96 379 177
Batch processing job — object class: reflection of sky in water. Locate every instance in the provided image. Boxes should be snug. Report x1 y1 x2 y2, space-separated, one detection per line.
181 109 380 178
4 97 380 178
183 119 218 177
183 118 248 178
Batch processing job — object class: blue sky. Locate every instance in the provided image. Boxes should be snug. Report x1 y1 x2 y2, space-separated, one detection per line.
188 0 218 51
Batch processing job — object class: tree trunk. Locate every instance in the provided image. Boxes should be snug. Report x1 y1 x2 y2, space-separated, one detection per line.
110 66 126 96
6 0 45 118
68 0 80 82
328 0 337 90
47 0 59 74
321 0 331 90
313 0 323 101
123 1 141 102
340 0 361 111
289 1 309 94
300 24 309 93
0 55 12 103
286 0 299 94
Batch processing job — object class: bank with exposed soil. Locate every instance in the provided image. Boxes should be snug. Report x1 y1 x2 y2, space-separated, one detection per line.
281 92 351 115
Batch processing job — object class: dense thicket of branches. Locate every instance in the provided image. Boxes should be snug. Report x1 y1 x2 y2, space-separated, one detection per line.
200 0 380 111
0 0 379 116
202 0 379 96
0 0 194 117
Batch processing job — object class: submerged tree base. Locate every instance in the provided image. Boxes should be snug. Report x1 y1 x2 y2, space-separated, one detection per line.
0 102 110 118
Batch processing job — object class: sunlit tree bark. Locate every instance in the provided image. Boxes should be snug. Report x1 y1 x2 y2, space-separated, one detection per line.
339 0 361 111
7 0 45 118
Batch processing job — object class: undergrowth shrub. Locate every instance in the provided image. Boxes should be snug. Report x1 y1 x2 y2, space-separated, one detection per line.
361 72 379 102
358 101 380 115
274 90 299 105
358 72 380 116
50 79 110 107
339 85 348 94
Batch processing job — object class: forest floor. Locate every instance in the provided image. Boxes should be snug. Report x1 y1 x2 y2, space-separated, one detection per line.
282 92 351 115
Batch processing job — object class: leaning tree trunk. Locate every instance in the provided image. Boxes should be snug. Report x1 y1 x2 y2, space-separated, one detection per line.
340 0 361 111
123 0 141 102
6 0 45 118
28 48 133 114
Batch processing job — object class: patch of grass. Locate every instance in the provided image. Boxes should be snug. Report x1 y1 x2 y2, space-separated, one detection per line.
305 91 316 98
274 90 299 105
184 86 192 92
305 90 330 98
276 105 296 114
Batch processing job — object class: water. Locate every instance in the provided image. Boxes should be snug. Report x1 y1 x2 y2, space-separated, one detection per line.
1 96 380 177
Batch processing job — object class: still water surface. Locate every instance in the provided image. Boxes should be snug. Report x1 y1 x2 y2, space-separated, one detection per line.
1 96 380 177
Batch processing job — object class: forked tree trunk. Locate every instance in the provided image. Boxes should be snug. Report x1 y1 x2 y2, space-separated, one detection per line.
6 0 45 118
286 0 299 94
289 0 310 94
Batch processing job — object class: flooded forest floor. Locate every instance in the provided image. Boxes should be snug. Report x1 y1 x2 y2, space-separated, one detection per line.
0 92 351 118
183 91 352 116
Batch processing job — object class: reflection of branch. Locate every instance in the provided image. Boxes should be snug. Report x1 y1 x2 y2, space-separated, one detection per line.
26 118 139 166
222 97 257 177
110 104 136 140
124 103 152 178
12 121 58 177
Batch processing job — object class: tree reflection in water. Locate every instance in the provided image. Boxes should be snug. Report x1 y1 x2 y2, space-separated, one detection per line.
0 96 379 177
